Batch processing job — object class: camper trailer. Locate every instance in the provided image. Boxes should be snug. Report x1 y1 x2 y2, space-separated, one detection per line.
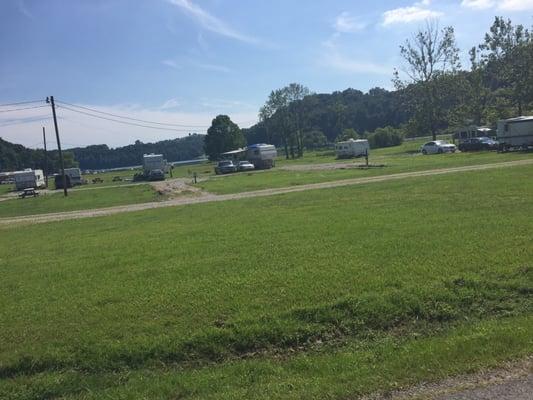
13 169 45 190
55 168 83 189
454 126 494 144
246 144 277 169
335 139 370 158
497 116 533 150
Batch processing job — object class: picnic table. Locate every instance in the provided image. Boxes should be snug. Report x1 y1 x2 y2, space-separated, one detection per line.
18 188 39 198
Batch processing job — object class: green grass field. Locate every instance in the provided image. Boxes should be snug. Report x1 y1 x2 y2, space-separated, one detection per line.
0 184 161 218
198 149 533 194
0 184 14 195
1 164 531 399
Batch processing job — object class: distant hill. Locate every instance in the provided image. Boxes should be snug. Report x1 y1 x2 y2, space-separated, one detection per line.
68 134 205 170
243 88 410 146
0 137 77 173
0 134 205 172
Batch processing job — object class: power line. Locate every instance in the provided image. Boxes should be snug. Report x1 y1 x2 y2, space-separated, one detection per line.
57 105 203 132
0 100 44 107
56 100 209 128
0 105 48 113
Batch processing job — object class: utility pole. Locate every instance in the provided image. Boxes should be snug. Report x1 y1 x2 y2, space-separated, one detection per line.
42 126 48 188
46 96 67 196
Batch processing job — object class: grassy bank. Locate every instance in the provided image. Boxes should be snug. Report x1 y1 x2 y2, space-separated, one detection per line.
0 164 531 398
0 184 160 218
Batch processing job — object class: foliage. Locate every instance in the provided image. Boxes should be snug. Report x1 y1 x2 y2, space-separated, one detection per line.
0 137 77 173
204 115 245 161
302 129 327 149
336 128 359 142
70 134 205 170
366 126 404 148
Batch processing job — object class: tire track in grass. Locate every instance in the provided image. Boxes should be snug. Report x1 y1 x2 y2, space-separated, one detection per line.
1 159 533 226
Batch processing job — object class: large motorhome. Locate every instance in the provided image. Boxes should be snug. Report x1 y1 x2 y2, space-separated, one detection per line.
497 116 533 150
335 139 370 159
13 169 45 190
246 144 277 169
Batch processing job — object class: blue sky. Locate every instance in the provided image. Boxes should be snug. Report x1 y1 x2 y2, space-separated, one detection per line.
1 0 532 148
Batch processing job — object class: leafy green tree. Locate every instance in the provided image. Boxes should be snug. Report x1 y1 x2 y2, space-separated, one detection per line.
480 17 533 115
302 130 327 149
204 115 245 161
367 126 404 148
394 21 461 140
336 128 359 142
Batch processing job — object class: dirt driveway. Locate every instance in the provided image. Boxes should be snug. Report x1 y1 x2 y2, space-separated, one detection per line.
1 159 532 226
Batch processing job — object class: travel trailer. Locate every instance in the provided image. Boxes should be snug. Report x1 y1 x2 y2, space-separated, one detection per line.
335 139 370 158
13 169 45 190
497 116 533 150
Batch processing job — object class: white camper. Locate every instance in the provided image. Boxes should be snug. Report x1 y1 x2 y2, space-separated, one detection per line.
142 154 168 173
335 139 370 158
13 169 45 190
246 144 277 169
497 116 533 150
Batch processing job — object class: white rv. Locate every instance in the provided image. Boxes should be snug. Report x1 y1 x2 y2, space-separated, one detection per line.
143 154 168 173
335 139 370 158
246 144 277 169
497 116 533 150
13 169 45 190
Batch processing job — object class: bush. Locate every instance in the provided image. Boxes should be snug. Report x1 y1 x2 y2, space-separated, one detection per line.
367 126 404 148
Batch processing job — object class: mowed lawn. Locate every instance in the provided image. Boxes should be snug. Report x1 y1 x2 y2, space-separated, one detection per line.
199 148 533 194
0 165 532 399
0 184 160 218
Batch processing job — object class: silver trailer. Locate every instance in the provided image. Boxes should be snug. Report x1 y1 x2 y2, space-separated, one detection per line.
64 168 82 185
497 116 533 150
246 144 277 169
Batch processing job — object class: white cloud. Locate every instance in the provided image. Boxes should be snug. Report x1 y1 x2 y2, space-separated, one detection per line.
382 2 443 26
334 12 366 33
167 0 260 45
162 59 179 68
461 0 495 9
461 0 533 10
320 38 391 75
497 0 533 11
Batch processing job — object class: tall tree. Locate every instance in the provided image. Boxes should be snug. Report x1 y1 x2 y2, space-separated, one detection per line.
259 83 310 158
394 21 461 139
204 115 245 161
480 17 533 115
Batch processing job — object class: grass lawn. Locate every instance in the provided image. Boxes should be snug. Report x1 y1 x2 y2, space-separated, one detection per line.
198 149 533 194
0 184 161 218
0 164 531 399
0 184 14 195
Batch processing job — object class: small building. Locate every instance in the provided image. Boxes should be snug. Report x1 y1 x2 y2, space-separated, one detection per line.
335 139 369 159
497 116 533 149
13 169 45 190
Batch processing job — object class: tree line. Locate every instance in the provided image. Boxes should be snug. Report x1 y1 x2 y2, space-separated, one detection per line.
239 16 532 158
0 134 205 172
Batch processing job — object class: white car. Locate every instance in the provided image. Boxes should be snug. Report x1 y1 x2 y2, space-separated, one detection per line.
420 140 457 155
237 161 255 171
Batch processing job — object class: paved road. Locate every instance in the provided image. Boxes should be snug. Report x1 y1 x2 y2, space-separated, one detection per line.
1 159 532 226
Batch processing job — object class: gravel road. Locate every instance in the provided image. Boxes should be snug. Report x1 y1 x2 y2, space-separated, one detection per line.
1 159 532 226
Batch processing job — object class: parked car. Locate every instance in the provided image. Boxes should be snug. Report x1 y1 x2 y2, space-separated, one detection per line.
112 176 123 182
237 161 255 171
458 137 498 152
148 169 165 181
420 140 457 154
214 160 237 175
